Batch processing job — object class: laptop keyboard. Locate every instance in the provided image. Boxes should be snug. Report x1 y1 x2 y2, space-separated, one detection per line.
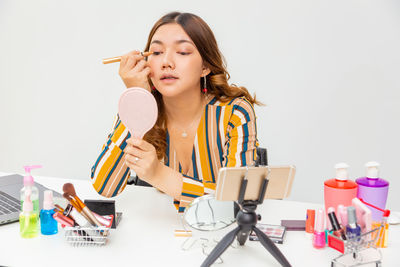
0 191 20 215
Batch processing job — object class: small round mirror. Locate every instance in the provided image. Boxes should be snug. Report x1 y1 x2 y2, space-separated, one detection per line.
183 194 237 231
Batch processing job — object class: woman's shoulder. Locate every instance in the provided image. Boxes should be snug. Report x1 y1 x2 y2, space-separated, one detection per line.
209 95 256 123
209 95 254 109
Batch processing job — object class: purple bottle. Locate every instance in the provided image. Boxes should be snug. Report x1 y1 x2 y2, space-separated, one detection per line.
356 162 389 222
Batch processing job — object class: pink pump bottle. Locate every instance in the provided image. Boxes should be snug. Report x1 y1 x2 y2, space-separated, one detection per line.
356 162 389 222
324 163 358 214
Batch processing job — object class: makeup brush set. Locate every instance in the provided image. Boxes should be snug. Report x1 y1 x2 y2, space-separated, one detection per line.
52 183 115 246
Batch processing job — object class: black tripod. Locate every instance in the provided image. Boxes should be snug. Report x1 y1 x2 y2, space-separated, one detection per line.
201 170 292 267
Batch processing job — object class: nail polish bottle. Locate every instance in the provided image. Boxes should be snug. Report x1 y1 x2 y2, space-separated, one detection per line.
346 206 361 241
313 208 326 248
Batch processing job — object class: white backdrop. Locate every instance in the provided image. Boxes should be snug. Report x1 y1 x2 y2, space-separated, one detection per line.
1 0 399 211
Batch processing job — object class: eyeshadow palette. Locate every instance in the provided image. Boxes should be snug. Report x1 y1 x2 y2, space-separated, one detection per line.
249 223 286 244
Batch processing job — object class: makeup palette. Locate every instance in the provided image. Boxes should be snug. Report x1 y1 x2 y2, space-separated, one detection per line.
249 224 286 244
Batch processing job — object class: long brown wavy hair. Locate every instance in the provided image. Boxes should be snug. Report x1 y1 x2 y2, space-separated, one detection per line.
143 12 262 160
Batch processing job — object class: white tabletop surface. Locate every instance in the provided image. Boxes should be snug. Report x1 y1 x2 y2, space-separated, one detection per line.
0 172 399 267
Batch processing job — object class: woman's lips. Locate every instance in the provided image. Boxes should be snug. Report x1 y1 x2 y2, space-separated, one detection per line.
160 77 178 84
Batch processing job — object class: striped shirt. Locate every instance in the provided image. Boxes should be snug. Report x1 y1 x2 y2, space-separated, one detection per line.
91 95 259 212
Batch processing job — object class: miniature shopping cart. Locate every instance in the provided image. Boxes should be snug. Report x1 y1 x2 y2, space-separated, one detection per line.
64 226 111 247
328 200 390 267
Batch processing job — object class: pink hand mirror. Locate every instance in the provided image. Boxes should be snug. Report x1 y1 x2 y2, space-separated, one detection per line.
118 87 158 138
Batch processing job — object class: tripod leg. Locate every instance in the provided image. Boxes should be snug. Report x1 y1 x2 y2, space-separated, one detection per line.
236 226 252 245
252 226 292 267
201 226 241 267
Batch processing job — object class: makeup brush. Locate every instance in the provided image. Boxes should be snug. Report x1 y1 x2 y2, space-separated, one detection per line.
63 183 102 227
54 204 64 213
62 192 94 225
102 51 153 64
53 207 64 215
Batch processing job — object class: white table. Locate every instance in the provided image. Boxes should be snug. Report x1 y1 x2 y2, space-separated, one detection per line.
0 173 399 267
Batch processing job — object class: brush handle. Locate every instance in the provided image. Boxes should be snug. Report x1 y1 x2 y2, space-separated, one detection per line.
82 206 102 227
102 52 153 64
80 210 96 226
73 196 102 227
102 56 121 64
67 198 96 226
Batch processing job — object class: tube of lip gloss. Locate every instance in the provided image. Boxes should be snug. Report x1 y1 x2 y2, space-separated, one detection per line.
312 208 326 248
53 212 74 227
328 207 347 240
337 205 348 227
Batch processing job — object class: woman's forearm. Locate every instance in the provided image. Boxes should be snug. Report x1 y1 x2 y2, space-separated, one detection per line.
148 163 183 200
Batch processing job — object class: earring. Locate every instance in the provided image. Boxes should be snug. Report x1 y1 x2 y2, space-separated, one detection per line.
202 76 207 94
151 86 156 91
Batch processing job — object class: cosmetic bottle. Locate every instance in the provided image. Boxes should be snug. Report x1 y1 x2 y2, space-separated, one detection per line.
324 163 357 214
346 206 361 241
356 162 389 222
312 208 326 248
19 192 39 238
337 205 348 227
327 207 347 240
40 190 58 235
20 165 42 214
306 209 315 234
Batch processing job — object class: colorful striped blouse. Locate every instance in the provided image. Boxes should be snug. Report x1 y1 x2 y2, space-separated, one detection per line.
91 95 259 212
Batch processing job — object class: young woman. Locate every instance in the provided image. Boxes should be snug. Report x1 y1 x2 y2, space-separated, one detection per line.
91 12 260 212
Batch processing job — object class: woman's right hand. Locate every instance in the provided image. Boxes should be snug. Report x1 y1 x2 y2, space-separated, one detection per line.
119 50 152 91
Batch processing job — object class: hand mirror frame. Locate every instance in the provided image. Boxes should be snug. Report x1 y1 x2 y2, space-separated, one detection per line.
118 87 158 138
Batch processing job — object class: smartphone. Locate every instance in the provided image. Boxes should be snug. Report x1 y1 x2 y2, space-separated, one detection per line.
215 165 296 201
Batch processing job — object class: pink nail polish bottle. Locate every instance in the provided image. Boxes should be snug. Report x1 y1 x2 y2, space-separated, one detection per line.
313 208 326 248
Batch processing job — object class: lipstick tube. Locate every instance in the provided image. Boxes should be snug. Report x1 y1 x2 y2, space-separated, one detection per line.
328 207 347 240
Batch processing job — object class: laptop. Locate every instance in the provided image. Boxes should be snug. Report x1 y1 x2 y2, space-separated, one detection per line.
0 174 62 225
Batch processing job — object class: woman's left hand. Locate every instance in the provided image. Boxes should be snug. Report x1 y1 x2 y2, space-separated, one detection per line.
124 137 162 183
